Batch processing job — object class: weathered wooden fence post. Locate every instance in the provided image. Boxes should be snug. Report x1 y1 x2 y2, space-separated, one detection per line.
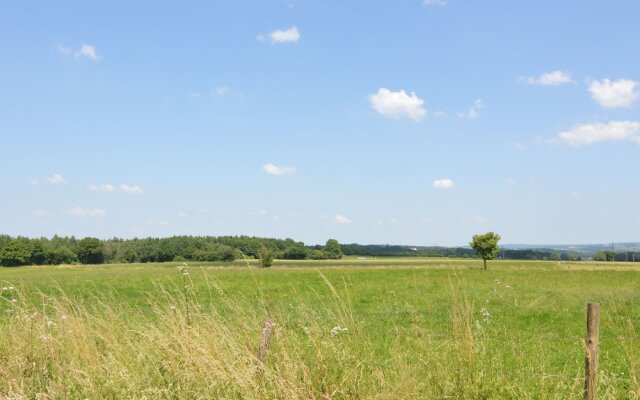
257 319 275 364
584 302 600 400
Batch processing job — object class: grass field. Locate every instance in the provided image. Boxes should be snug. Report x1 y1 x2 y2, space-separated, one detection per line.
1 258 639 399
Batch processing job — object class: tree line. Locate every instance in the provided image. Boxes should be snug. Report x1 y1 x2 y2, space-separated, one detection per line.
0 235 344 267
340 243 587 261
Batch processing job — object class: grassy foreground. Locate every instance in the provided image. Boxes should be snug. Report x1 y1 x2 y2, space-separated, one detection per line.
0 259 639 399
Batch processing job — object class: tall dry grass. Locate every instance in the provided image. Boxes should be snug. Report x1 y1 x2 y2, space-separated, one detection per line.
0 267 638 399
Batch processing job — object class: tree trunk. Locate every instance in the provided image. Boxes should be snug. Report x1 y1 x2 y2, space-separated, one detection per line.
483 259 487 270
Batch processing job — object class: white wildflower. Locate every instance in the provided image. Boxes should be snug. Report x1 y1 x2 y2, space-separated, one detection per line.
480 307 490 322
331 326 348 336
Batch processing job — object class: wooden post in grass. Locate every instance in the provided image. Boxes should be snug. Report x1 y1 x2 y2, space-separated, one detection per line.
584 303 600 400
258 319 275 364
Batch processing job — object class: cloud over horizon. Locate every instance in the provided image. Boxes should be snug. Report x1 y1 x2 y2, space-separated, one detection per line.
68 207 106 217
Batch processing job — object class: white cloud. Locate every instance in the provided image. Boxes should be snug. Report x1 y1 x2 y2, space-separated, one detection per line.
120 184 144 194
423 0 447 5
368 88 426 122
190 91 202 98
75 44 102 61
68 207 106 217
558 121 640 146
56 44 72 55
88 184 115 192
458 99 483 119
589 79 639 108
334 215 352 224
433 179 454 189
262 163 296 176
30 179 40 186
505 178 515 185
263 26 300 43
213 85 241 98
47 174 67 185
32 209 50 217
522 70 574 86
177 212 189 218
215 85 230 96
197 208 210 214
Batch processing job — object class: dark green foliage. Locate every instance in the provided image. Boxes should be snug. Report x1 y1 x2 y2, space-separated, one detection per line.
0 233 630 267
470 232 501 270
258 246 274 268
593 251 615 261
194 244 236 262
76 238 105 264
323 239 343 259
47 246 77 265
0 238 31 266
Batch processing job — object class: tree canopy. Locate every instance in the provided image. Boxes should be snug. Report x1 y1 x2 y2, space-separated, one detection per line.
470 232 501 270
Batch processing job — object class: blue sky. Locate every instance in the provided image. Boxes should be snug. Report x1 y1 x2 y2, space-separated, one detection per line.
1 0 639 246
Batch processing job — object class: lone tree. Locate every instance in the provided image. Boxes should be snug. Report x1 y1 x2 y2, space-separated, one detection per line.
470 232 501 270
258 246 274 268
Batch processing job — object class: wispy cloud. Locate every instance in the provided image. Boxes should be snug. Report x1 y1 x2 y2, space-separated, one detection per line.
88 184 115 192
75 44 102 61
368 88 426 122
433 179 454 189
258 26 300 43
215 85 231 96
262 163 296 176
47 174 67 185
334 215 352 224
458 99 483 119
589 79 639 108
68 207 106 217
423 0 447 5
32 209 50 217
120 184 144 194
56 44 72 55
521 70 574 86
558 121 640 146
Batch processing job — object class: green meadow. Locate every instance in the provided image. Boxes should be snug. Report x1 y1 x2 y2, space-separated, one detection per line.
1 258 639 399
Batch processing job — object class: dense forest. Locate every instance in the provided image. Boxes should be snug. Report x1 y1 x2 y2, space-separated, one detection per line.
1 235 638 267
0 235 343 267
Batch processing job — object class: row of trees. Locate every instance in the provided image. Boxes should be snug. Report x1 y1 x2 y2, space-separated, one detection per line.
340 243 584 261
0 235 344 267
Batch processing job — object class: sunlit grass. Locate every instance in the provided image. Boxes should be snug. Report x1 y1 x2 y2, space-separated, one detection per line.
0 260 638 399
